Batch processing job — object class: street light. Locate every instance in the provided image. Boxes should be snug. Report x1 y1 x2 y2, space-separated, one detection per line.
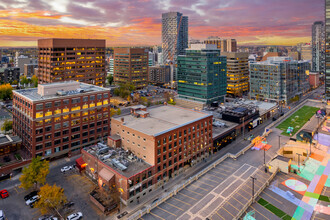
250 176 257 203
296 153 302 172
278 135 281 153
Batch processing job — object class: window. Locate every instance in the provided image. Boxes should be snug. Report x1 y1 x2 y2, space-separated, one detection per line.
179 132 182 137
90 96 95 101
104 93 108 99
163 137 166 144
72 98 81 104
63 122 69 128
83 96 88 102
45 102 52 108
36 104 43 110
63 100 69 105
45 142 52 148
45 149 51 156
169 135 172 142
54 101 61 107
36 112 43 118
163 155 166 160
36 136 43 142
157 157 161 163
62 130 69 135
97 94 102 100
36 144 43 150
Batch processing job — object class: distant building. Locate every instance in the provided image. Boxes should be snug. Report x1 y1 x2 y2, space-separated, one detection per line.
149 65 171 84
177 44 227 105
288 51 301 61
37 38 106 86
109 58 114 75
148 51 155 66
24 64 38 77
250 57 310 104
309 72 320 88
113 48 148 89
81 105 212 204
222 52 249 97
301 44 313 61
312 21 325 73
204 37 237 52
261 52 281 61
0 67 20 83
326 1 330 102
12 81 111 158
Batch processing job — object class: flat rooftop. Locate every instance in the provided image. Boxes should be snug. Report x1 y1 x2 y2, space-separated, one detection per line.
212 119 238 139
241 100 277 115
14 81 108 102
84 143 152 178
113 105 211 136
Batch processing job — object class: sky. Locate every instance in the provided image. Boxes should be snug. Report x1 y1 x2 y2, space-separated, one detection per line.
0 0 324 47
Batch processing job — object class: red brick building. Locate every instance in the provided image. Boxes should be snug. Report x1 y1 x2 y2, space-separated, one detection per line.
37 38 106 86
80 105 213 205
309 72 320 88
12 81 111 158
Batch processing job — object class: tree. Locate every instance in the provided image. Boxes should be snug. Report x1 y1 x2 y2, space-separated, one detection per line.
107 75 113 86
139 96 148 105
11 80 18 85
34 184 67 215
19 156 49 190
0 84 13 100
116 108 121 115
110 108 117 117
20 76 29 85
113 83 136 99
31 75 38 87
1 120 12 134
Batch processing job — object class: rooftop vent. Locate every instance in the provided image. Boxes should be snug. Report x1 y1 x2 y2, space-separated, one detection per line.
56 90 67 96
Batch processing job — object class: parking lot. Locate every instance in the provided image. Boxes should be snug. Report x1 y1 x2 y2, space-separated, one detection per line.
0 157 106 220
140 158 267 220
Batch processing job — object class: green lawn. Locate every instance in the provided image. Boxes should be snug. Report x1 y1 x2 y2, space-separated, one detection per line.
258 198 292 220
276 105 319 136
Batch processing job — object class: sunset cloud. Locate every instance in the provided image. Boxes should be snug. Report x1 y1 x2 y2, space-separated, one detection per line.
0 0 324 47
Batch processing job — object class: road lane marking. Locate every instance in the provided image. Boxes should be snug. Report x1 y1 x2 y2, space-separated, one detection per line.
172 197 192 206
179 192 197 201
157 206 177 217
149 211 165 220
164 201 184 211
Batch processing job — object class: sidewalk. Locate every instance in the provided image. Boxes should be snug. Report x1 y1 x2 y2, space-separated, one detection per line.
109 119 274 220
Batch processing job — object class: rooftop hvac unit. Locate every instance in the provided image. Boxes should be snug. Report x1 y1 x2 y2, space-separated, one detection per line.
56 90 67 96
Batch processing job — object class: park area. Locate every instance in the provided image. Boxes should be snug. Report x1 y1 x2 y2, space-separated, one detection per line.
276 105 319 136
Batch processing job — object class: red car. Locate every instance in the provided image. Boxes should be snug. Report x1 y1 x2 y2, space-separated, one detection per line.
0 189 9 198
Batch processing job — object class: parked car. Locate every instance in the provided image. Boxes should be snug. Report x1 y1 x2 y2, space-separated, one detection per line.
0 189 9 199
63 201 74 208
26 195 40 206
24 190 39 201
66 212 83 220
38 215 58 220
0 210 5 220
61 166 73 173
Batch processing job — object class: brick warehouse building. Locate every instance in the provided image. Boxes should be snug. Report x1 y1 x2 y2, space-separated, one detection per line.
37 38 106 86
80 105 213 205
13 81 111 158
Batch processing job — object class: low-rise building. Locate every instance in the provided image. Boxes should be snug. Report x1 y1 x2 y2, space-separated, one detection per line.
12 81 111 158
309 72 320 88
24 64 38 77
80 105 213 205
148 65 170 84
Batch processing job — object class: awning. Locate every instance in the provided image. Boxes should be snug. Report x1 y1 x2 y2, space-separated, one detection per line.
99 168 114 182
76 157 86 168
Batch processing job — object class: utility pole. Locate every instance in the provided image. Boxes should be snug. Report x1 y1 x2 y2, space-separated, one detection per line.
296 153 302 172
278 135 281 153
263 148 267 173
250 176 257 203
242 116 245 139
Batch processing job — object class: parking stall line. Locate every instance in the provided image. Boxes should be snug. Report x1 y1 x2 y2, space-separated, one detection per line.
185 188 204 196
191 183 209 192
215 211 226 220
262 191 283 204
254 202 273 220
172 197 192 206
236 191 249 201
219 206 235 218
210 169 229 176
202 176 220 184
220 163 237 170
156 206 177 217
250 206 269 220
240 185 253 196
227 201 240 212
179 192 198 201
206 173 224 180
232 196 245 206
149 211 165 220
254 173 268 182
215 167 233 173
164 201 184 211
197 180 216 187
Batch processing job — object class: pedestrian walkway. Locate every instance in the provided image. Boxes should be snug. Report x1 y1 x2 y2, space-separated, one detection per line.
292 150 330 219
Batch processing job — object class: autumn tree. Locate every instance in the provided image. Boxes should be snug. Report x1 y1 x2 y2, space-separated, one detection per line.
20 76 29 85
110 108 117 117
35 184 67 215
0 84 13 100
107 75 113 85
116 108 121 115
1 120 12 134
31 75 38 87
19 156 49 190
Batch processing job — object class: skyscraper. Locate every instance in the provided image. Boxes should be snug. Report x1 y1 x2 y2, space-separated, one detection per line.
312 21 325 74
326 1 330 102
177 44 227 105
162 12 188 82
113 47 148 89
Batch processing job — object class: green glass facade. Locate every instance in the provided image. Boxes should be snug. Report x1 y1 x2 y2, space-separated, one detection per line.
177 47 227 104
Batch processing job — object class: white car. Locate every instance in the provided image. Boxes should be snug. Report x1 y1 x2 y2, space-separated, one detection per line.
26 195 39 205
66 212 83 220
0 210 5 220
61 166 73 173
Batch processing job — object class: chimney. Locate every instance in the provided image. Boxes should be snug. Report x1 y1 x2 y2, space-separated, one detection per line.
121 118 124 123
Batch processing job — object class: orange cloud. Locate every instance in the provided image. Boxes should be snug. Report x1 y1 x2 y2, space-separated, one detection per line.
0 9 67 20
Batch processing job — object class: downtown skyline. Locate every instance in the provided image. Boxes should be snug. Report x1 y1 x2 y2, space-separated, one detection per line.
0 0 325 47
